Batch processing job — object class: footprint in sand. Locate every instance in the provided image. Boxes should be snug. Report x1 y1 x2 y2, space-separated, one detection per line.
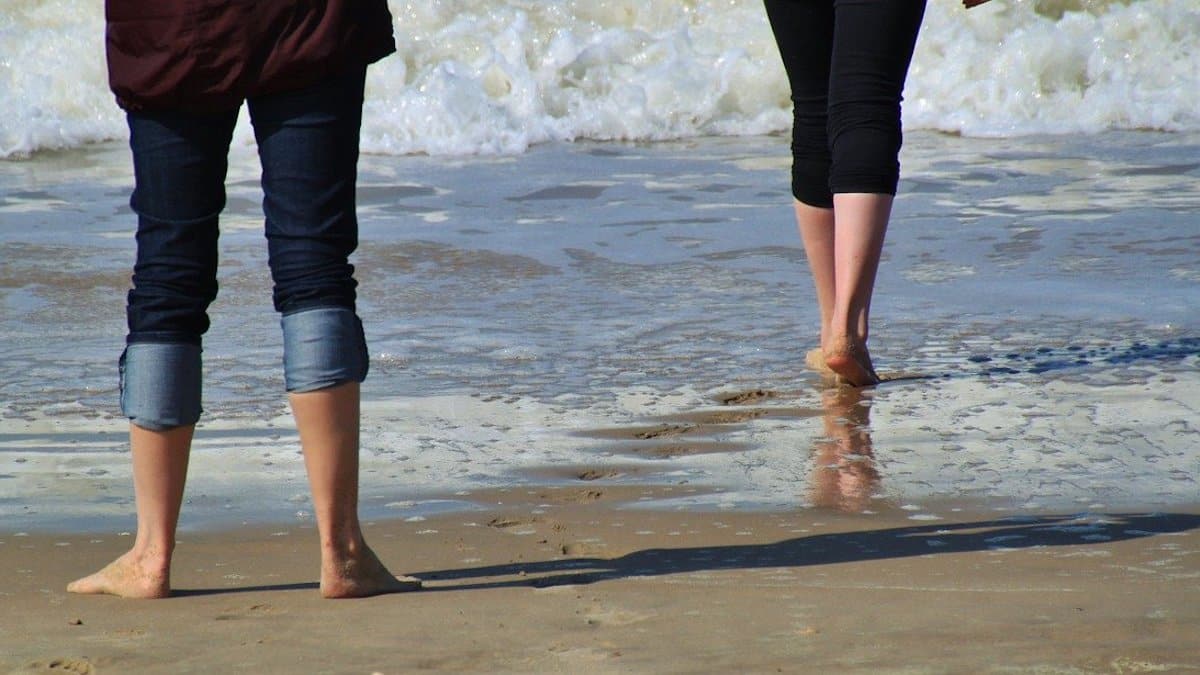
79 628 146 646
718 389 778 405
683 409 769 425
618 441 752 460
572 423 695 441
559 541 607 556
558 489 604 503
486 516 541 529
13 658 95 675
576 468 624 481
632 424 694 440
214 603 279 621
665 406 821 426
525 489 606 504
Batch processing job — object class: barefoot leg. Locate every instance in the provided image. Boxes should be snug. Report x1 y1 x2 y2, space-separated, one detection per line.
822 193 891 386
68 424 192 598
290 382 421 598
795 200 837 367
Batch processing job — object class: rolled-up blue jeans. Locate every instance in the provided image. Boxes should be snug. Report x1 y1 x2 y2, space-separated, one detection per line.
120 68 370 431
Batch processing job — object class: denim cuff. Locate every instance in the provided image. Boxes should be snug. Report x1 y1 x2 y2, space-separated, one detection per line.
281 306 369 393
119 342 203 431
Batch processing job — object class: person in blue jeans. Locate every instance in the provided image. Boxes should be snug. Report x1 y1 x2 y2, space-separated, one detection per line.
68 2 418 598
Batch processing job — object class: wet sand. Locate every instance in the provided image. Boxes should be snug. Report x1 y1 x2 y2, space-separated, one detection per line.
3 499 1199 674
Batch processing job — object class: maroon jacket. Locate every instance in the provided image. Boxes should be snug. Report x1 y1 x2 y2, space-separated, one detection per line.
105 0 396 112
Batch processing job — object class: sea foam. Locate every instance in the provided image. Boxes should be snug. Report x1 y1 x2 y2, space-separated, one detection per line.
1 0 1196 158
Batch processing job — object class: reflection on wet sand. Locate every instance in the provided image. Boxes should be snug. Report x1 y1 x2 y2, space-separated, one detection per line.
809 387 880 513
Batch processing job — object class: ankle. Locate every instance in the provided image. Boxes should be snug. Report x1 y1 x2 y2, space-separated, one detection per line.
320 529 367 561
129 542 174 572
824 333 853 355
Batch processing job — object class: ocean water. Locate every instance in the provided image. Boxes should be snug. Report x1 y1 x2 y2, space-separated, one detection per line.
2 130 1197 531
2 0 1198 157
1 0 1197 532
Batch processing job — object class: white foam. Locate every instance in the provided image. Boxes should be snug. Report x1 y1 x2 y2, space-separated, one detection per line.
3 0 1197 158
908 0 1200 136
0 0 121 157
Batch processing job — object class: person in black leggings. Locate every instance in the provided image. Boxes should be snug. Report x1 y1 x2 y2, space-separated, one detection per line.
764 0 928 386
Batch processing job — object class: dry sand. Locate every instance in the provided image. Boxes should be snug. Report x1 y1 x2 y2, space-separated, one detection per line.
3 490 1198 674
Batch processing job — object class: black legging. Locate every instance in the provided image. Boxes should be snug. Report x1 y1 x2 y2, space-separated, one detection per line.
764 0 927 208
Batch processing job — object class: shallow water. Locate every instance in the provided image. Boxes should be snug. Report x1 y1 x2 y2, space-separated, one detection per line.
0 130 1197 531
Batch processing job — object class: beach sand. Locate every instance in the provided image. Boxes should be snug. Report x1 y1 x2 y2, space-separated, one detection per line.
3 498 1199 674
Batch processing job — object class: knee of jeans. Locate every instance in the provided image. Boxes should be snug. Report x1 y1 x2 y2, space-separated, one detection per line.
119 342 203 431
281 306 369 393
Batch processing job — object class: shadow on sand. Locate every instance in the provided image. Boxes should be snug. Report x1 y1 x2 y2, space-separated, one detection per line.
169 513 1198 598
408 512 1200 592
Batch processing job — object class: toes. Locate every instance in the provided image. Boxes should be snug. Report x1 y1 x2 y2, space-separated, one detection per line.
67 561 171 599
391 575 423 592
67 573 108 596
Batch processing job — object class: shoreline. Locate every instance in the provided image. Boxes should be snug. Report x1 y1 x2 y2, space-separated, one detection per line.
14 466 1200 537
10 361 1198 536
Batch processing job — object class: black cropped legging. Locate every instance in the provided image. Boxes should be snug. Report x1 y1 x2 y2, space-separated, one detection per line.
764 0 927 208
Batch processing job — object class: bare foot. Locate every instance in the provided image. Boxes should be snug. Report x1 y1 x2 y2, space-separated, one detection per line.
823 335 880 387
806 346 852 386
67 550 171 599
321 544 421 599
